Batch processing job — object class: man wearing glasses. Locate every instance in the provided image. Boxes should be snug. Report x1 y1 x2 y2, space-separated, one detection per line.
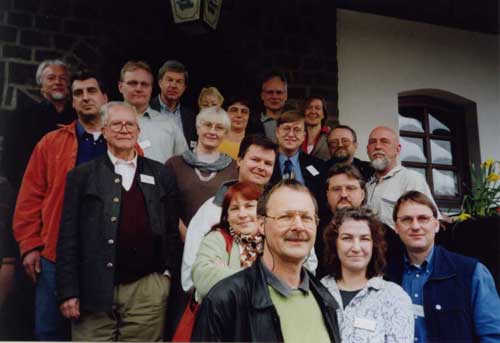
192 180 341 342
259 72 288 142
269 110 325 215
56 102 181 341
118 61 187 163
13 71 108 340
326 125 374 182
388 191 500 343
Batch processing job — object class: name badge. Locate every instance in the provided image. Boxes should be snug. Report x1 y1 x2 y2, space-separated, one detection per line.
413 304 425 318
190 140 197 149
305 165 319 176
353 317 376 332
140 174 155 185
139 140 151 149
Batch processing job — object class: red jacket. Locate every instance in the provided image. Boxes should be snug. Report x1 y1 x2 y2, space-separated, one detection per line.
13 121 142 262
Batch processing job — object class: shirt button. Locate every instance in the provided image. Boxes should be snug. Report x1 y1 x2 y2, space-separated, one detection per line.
435 304 442 310
416 274 420 278
414 293 419 298
415 338 418 342
113 197 119 203
110 217 117 223
114 178 120 183
108 239 114 245
106 262 113 268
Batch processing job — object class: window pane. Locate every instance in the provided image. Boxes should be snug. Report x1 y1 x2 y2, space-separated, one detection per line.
399 113 424 132
400 136 426 163
430 139 453 165
407 167 426 179
429 113 451 135
433 169 458 196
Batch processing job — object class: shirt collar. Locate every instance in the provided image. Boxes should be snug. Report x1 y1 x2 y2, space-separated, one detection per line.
279 151 300 166
76 120 102 140
260 112 275 123
262 262 310 297
404 246 435 271
141 106 160 119
368 164 403 185
107 150 138 167
159 95 180 113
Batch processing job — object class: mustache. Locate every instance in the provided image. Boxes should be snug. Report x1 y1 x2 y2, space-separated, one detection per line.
370 150 387 158
284 231 310 241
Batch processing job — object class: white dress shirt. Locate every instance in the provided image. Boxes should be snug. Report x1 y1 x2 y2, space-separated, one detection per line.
107 150 138 191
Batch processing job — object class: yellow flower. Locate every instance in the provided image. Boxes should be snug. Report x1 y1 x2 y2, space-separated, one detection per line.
483 159 494 169
456 212 472 222
486 173 500 182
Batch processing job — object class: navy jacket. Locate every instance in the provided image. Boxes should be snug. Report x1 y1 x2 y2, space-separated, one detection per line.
387 245 478 342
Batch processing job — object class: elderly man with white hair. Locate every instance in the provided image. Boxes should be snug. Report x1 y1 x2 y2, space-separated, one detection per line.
3 59 76 188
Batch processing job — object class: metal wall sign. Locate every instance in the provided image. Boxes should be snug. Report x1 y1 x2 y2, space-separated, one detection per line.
170 0 222 29
170 0 201 24
203 0 222 30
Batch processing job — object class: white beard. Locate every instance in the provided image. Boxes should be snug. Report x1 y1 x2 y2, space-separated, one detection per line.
371 156 389 171
50 92 66 101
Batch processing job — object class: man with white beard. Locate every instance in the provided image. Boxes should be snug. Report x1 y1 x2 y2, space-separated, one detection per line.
3 59 76 189
365 126 439 230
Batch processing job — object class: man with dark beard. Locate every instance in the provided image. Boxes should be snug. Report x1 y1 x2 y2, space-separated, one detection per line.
326 125 374 182
365 126 439 230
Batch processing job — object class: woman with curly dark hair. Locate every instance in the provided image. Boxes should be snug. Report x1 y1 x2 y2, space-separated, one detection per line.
321 208 413 343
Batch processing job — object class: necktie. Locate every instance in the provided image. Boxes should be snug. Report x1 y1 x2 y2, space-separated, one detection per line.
284 159 295 180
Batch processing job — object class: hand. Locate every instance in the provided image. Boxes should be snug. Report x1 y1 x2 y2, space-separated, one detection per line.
60 298 80 319
22 250 41 282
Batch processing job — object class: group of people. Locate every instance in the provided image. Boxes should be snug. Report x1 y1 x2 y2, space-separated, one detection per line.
0 58 499 342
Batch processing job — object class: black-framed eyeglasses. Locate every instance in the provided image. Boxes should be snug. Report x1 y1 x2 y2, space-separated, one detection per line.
107 121 138 133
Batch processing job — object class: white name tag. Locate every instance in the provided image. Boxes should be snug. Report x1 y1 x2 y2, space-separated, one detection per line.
353 317 376 332
413 304 425 318
139 140 151 149
140 174 155 185
190 140 197 149
306 165 319 176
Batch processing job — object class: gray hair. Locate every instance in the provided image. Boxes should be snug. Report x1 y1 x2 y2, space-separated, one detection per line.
195 106 231 132
157 60 188 84
36 59 69 86
100 101 137 126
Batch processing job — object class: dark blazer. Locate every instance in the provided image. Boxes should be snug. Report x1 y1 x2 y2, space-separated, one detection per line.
192 259 341 342
270 151 327 215
150 96 198 149
56 155 181 313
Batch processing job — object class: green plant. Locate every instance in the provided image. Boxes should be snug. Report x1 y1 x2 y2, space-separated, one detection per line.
457 159 500 221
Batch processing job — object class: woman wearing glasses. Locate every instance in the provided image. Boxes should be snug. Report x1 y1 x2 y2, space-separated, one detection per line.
321 208 414 343
165 106 237 240
191 181 263 301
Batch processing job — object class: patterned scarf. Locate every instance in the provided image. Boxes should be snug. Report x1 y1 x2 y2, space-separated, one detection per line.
228 227 264 267
181 149 233 173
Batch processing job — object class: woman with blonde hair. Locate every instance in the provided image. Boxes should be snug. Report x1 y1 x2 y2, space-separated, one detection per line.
198 86 224 110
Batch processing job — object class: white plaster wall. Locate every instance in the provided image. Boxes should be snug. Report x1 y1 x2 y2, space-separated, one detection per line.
337 9 500 162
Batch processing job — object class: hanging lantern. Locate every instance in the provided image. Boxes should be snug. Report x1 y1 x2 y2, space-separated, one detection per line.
170 0 223 30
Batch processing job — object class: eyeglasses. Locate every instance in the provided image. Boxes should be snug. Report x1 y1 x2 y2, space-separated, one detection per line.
328 138 353 148
262 90 286 96
396 215 434 227
200 121 226 133
280 126 304 135
328 185 361 193
107 121 138 133
265 210 318 228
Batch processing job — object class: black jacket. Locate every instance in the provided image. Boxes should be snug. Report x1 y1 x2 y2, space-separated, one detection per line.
149 96 198 149
270 151 327 215
192 259 341 342
325 157 375 183
56 155 181 312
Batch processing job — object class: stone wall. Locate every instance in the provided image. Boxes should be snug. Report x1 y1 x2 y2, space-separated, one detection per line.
0 0 339 146
0 0 103 135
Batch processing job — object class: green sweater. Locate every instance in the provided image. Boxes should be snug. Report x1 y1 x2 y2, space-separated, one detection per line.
268 286 331 343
